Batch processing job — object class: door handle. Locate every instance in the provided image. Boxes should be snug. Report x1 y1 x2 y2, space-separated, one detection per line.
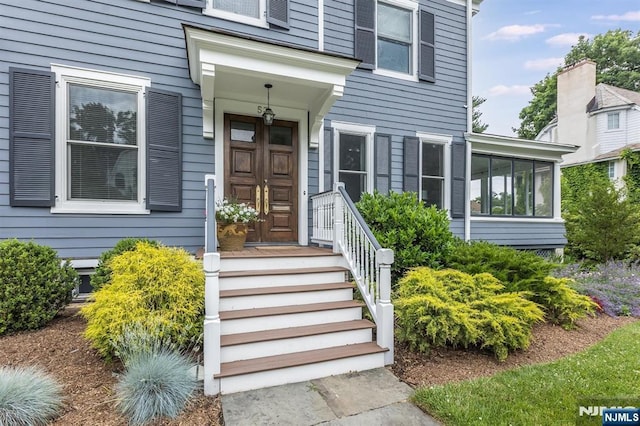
255 185 262 215
264 182 269 215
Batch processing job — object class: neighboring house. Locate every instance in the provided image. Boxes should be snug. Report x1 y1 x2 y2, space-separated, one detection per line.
1 0 576 264
537 59 640 180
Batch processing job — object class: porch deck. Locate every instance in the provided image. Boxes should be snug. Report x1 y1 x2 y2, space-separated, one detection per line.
218 245 334 258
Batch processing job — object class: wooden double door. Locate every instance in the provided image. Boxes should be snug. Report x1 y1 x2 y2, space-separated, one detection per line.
224 114 298 243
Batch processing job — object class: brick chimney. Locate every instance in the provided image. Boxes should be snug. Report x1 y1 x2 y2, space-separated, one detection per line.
557 60 596 163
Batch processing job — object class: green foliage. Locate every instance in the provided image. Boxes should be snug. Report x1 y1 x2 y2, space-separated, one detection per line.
516 30 640 139
472 95 488 133
446 241 595 328
82 242 204 359
356 191 454 284
0 366 64 426
395 267 544 361
0 239 77 335
91 238 160 291
412 321 640 426
560 162 608 214
564 180 640 263
116 349 197 425
621 149 640 204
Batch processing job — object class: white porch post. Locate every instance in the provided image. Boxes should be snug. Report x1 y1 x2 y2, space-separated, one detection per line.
376 248 394 365
205 175 217 253
203 253 221 395
333 182 345 254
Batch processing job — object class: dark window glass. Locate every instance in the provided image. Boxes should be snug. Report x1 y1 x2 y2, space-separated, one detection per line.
230 121 256 142
470 155 490 215
270 126 293 146
339 133 367 202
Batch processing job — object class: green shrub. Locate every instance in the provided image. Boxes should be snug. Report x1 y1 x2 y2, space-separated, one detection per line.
82 242 204 359
395 267 544 361
447 241 596 327
116 349 196 425
0 366 64 425
356 191 454 284
0 239 77 335
91 238 160 291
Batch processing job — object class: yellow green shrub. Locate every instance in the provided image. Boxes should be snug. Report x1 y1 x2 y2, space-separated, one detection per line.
395 268 544 361
82 243 204 359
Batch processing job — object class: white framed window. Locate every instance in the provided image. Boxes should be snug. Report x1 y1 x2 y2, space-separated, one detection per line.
374 0 419 81
51 65 150 214
418 133 451 210
607 112 620 130
332 122 375 202
205 0 267 27
608 161 616 180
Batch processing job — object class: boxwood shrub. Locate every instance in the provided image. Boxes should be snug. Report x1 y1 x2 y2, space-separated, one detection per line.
0 239 77 335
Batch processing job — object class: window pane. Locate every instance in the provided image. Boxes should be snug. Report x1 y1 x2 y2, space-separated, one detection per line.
69 144 137 201
422 143 443 177
213 0 259 18
422 177 443 209
270 126 293 146
491 158 512 215
470 155 489 215
339 172 366 202
69 84 137 145
339 134 366 172
377 39 410 74
230 121 256 142
535 162 553 217
513 160 534 216
607 112 620 130
377 3 411 42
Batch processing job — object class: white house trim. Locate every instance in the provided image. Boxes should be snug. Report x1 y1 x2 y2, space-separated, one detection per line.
203 0 268 28
215 98 309 246
184 25 359 147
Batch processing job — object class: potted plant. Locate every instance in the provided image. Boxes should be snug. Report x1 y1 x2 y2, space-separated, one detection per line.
215 198 260 251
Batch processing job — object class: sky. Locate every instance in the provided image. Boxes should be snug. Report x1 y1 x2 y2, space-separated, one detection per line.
472 0 640 137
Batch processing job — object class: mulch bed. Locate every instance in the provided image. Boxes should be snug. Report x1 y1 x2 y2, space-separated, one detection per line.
1 305 636 425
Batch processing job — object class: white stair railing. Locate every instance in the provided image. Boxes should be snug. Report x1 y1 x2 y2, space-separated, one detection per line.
310 183 394 365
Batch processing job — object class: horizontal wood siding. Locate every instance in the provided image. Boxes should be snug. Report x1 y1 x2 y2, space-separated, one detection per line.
324 0 467 193
471 221 568 248
449 219 464 239
0 0 318 259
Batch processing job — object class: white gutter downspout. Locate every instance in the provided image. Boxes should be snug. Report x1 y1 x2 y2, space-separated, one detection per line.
464 0 472 242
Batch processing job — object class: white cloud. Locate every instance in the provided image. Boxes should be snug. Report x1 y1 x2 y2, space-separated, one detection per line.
488 85 532 97
546 33 590 47
524 10 541 16
524 57 564 71
484 24 547 41
592 10 640 21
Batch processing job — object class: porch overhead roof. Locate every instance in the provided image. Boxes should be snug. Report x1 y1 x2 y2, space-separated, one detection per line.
183 24 360 146
465 132 579 162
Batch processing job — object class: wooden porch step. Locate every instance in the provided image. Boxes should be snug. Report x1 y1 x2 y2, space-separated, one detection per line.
220 282 354 298
219 246 338 258
219 266 347 278
219 300 363 320
216 342 387 378
221 319 375 347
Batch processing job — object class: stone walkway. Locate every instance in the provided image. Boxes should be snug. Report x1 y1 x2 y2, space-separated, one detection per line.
221 368 441 425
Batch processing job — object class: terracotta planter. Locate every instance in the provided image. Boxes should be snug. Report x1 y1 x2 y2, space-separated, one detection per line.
217 223 248 251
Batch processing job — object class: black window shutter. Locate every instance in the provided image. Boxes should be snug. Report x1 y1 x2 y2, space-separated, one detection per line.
354 0 375 70
403 136 419 193
146 88 182 212
9 68 55 207
451 142 466 218
374 133 391 195
267 0 290 29
162 0 206 8
323 126 333 192
419 8 436 82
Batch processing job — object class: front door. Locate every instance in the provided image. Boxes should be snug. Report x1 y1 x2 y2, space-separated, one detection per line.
224 114 298 243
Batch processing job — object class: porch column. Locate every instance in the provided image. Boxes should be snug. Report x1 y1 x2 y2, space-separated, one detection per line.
203 253 221 395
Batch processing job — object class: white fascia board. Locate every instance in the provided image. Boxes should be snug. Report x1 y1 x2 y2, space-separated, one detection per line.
589 105 633 116
446 0 482 13
465 132 578 161
185 26 359 87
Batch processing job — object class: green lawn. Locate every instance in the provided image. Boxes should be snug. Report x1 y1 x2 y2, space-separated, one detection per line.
413 321 640 426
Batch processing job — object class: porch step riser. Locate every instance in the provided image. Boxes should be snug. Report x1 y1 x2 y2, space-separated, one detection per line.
220 288 353 311
220 271 347 290
221 329 372 363
218 352 385 394
221 255 347 272
221 308 362 335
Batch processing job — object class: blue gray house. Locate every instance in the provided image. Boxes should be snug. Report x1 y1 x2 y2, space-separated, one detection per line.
0 0 577 393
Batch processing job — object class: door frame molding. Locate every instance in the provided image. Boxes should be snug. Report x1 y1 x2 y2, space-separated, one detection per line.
215 98 309 245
